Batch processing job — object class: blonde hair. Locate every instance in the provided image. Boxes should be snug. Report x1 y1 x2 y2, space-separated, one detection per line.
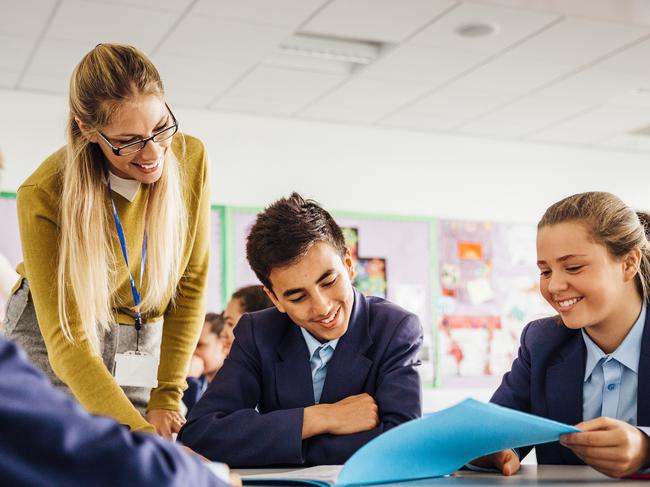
58 44 187 352
538 191 650 302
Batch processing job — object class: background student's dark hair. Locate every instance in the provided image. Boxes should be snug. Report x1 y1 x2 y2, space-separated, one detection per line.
246 192 347 291
231 285 273 312
205 312 225 337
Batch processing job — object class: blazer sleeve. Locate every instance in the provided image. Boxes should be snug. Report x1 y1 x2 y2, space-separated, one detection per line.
490 321 535 460
180 315 305 466
303 313 423 465
0 337 227 487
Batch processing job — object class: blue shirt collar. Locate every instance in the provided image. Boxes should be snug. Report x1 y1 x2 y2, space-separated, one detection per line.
582 302 645 381
300 327 339 359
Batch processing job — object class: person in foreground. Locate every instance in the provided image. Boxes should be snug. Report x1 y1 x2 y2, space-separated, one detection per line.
0 334 239 487
473 192 650 478
6 43 211 437
180 192 423 466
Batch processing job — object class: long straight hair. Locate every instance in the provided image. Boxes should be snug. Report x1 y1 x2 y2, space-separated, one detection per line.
58 44 187 353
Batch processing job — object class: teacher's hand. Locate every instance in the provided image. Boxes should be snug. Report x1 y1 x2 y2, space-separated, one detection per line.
146 409 186 438
560 417 650 478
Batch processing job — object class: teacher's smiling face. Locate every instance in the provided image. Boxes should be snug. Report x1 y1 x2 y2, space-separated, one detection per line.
78 95 176 184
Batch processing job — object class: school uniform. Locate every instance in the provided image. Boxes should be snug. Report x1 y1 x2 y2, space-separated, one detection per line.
0 335 227 487
491 305 650 464
179 288 423 467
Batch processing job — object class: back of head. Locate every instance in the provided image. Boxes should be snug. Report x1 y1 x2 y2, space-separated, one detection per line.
538 191 650 301
246 192 346 290
231 285 273 313
205 312 225 337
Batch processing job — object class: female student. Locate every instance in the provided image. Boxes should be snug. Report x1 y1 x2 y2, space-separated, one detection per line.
474 192 650 478
5 44 210 437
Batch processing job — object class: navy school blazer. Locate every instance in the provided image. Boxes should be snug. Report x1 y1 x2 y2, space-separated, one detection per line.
491 311 650 464
179 288 423 467
0 336 226 487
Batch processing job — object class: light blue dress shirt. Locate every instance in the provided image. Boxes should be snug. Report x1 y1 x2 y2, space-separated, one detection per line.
301 328 339 404
582 303 650 440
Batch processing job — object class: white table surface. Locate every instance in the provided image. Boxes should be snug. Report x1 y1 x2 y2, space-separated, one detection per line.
235 465 645 486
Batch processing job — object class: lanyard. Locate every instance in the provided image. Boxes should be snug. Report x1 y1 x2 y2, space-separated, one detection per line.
108 181 147 352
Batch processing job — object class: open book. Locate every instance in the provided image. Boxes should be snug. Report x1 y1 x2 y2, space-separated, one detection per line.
242 398 579 487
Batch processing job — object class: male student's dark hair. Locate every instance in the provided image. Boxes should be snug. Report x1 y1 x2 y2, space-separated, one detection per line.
205 312 225 336
231 285 273 312
246 192 347 291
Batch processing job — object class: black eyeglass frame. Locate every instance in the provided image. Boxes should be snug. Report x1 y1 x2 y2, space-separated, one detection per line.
97 103 178 156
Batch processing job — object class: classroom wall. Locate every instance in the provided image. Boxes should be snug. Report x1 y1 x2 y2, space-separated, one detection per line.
2 88 650 226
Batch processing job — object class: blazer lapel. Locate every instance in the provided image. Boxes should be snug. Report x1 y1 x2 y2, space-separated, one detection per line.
637 306 650 426
275 321 314 408
319 289 373 403
545 332 585 463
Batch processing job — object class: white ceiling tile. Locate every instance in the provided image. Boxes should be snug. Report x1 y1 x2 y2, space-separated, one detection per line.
385 86 513 124
19 72 69 95
506 17 649 67
411 2 558 54
458 121 531 137
599 133 650 151
380 114 460 131
0 34 37 71
220 66 346 105
469 98 593 132
165 88 216 110
596 37 650 76
212 97 305 117
193 0 328 28
452 56 574 95
0 70 20 88
529 126 613 145
0 0 57 37
28 39 94 76
472 0 650 28
81 0 194 13
302 0 457 43
300 105 391 124
153 54 250 95
307 77 431 111
535 68 648 104
46 0 178 52
361 44 487 84
158 15 289 65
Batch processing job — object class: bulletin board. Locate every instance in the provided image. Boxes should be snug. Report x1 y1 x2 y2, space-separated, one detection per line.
0 193 225 315
226 207 437 384
436 219 552 387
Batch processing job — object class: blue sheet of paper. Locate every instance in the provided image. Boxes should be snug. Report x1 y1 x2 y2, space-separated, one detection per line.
337 398 580 487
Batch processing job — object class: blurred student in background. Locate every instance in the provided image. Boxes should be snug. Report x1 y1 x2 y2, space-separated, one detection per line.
223 285 273 331
183 313 232 414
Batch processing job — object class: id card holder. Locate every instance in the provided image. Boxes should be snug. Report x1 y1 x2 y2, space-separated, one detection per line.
113 350 159 388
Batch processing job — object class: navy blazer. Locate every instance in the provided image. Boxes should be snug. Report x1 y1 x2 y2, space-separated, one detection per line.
180 288 423 467
491 312 650 464
0 336 225 487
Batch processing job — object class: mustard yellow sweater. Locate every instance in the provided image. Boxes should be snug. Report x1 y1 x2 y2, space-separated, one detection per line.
15 134 210 432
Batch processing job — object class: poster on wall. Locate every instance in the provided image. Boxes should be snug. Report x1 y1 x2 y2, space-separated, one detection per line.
342 227 388 299
437 220 552 386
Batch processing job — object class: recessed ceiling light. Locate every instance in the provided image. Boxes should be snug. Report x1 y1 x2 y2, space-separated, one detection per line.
455 22 499 38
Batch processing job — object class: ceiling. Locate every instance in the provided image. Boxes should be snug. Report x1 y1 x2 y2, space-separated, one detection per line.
4 0 650 151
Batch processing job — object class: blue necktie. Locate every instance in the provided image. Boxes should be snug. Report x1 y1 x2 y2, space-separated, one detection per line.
311 344 334 403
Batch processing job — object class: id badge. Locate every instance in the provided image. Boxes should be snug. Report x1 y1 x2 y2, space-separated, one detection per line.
113 351 159 388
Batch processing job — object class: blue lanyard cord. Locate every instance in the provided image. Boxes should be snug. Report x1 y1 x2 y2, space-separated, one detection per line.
108 182 147 351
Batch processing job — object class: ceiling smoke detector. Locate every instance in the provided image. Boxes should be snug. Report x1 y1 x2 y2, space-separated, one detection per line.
455 22 499 38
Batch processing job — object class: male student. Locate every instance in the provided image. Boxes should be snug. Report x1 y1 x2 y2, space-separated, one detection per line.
0 334 238 486
180 192 423 467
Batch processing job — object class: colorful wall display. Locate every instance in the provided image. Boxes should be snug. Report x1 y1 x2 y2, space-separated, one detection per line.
436 220 552 386
341 227 388 299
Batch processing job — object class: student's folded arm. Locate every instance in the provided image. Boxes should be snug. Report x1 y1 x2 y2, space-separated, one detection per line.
489 321 535 461
0 338 226 486
179 315 305 467
16 184 153 433
304 313 423 465
150 152 210 414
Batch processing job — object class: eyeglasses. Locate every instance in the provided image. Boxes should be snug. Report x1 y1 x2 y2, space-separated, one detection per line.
98 104 178 156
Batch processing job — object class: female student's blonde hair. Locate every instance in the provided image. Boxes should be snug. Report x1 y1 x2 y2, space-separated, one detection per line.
58 44 187 353
538 191 650 302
